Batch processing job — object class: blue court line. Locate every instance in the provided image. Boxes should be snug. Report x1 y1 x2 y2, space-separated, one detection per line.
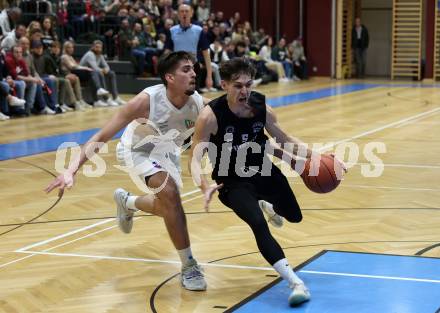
0 83 436 161
231 250 440 313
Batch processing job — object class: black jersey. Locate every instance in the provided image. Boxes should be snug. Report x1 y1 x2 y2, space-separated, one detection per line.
208 91 269 182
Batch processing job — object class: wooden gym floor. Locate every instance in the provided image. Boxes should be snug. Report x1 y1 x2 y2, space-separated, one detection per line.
0 78 439 312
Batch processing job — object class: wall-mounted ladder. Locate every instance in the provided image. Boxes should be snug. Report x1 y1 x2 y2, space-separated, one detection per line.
391 0 423 80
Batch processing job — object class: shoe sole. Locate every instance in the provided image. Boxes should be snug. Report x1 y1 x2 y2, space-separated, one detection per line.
180 279 207 291
288 293 310 306
114 188 132 234
259 201 283 228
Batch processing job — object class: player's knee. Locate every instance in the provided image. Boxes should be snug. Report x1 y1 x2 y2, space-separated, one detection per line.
248 214 268 231
285 211 302 223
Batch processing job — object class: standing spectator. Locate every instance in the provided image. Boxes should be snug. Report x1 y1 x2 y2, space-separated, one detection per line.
271 38 292 79
1 24 26 52
0 7 21 35
351 17 369 78
165 3 213 91
79 40 126 106
290 38 308 80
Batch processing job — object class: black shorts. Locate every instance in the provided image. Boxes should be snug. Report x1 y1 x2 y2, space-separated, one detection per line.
217 165 302 222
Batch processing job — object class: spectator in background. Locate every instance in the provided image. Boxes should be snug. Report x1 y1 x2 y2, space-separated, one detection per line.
165 3 213 92
0 51 26 120
156 33 167 53
351 17 369 78
7 43 53 114
290 38 308 80
0 7 22 35
41 16 58 49
117 18 135 60
196 0 209 22
26 21 42 39
1 24 26 52
31 40 63 112
271 37 292 79
80 40 126 107
259 36 289 83
61 40 96 107
132 22 158 76
251 27 268 51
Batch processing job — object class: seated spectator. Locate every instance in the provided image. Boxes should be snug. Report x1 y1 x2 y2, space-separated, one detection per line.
251 27 268 51
196 0 209 22
271 37 293 79
0 52 26 120
61 40 96 106
117 18 135 61
30 40 63 112
79 40 126 106
132 22 158 76
1 24 26 52
45 41 87 111
259 36 289 82
26 21 42 39
41 16 59 49
289 38 308 80
7 43 53 115
156 33 166 54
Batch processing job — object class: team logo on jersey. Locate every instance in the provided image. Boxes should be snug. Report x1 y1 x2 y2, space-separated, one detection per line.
184 119 195 128
241 134 249 142
224 132 233 143
252 122 264 133
225 126 235 133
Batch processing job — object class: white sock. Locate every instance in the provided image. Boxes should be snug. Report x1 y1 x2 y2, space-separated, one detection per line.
177 247 195 267
273 258 303 288
126 196 139 211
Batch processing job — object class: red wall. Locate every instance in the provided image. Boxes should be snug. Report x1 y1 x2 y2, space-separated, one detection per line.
211 0 253 25
256 0 277 38
425 0 435 79
280 0 300 41
305 0 332 76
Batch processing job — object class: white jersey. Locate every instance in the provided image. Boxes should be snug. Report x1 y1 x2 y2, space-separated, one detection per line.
120 84 204 153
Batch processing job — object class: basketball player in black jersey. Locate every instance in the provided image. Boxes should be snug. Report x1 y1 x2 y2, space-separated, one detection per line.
189 58 346 306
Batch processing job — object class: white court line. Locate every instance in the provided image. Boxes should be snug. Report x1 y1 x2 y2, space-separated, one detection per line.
15 191 203 253
17 194 206 254
300 270 440 284
17 250 274 271
0 254 35 269
5 105 440 268
394 108 440 129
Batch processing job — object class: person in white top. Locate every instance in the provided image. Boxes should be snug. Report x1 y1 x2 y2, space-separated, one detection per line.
45 51 212 291
258 36 289 83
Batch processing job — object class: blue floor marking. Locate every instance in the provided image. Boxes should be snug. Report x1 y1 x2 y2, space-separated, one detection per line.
231 251 440 313
0 83 437 161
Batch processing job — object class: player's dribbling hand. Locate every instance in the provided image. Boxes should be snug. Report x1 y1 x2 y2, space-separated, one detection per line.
203 183 223 212
44 171 75 197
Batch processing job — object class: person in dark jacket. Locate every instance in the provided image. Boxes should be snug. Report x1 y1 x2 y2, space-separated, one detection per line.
351 17 369 78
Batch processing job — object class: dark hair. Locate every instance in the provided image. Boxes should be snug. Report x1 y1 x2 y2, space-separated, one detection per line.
219 57 256 81
158 51 196 86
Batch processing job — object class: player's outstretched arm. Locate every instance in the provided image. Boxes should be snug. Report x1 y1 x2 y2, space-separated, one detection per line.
189 106 222 211
45 92 150 195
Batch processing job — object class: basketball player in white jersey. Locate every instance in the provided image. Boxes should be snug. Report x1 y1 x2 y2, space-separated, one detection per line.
45 51 214 291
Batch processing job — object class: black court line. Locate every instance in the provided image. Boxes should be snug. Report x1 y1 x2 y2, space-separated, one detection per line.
2 207 439 228
224 250 327 313
0 159 62 237
416 243 440 256
225 250 440 312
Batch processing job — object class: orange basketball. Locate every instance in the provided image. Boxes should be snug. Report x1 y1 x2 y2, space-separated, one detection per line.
301 155 344 193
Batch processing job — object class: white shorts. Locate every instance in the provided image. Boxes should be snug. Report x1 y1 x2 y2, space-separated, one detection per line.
116 142 182 188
